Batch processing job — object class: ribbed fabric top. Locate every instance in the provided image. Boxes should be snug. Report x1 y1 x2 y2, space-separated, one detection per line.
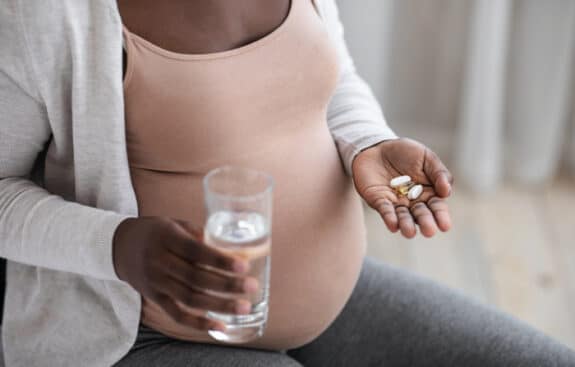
123 0 367 349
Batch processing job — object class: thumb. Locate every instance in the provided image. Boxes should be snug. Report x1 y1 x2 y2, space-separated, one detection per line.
173 219 204 240
423 148 453 198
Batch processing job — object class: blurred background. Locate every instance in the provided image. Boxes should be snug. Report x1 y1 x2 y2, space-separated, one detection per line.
336 0 575 348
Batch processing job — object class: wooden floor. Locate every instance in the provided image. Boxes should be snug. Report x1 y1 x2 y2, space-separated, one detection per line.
364 178 575 349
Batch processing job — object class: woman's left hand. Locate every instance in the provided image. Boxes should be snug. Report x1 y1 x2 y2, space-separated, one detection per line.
352 138 453 238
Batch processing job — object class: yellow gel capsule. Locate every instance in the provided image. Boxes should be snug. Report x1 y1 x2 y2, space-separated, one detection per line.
395 182 415 197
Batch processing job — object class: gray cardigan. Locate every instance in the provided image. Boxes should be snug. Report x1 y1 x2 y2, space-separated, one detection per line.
0 0 396 365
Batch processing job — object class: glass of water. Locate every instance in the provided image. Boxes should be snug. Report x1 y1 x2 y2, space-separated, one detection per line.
203 165 273 344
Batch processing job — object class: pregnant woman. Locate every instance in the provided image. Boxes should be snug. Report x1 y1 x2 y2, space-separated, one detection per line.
1 0 573 366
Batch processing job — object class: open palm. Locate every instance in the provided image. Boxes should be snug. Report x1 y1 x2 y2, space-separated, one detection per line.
352 138 453 238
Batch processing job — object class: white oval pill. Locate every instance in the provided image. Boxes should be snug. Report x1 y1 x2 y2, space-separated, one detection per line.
390 175 412 188
407 184 423 200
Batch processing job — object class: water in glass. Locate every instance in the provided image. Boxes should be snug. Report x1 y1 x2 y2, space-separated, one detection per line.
204 210 271 343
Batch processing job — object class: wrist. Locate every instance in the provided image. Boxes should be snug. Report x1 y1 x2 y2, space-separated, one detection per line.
112 217 138 283
352 138 398 174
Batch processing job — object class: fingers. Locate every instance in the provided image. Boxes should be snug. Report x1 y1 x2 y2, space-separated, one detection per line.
410 202 438 238
396 206 417 238
155 295 226 332
423 149 453 198
173 219 203 239
376 198 399 232
169 221 250 274
168 254 259 294
163 277 252 315
393 197 451 238
427 197 452 232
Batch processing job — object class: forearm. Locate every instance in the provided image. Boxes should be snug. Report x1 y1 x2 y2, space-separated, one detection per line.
0 177 131 280
327 70 398 176
321 0 398 176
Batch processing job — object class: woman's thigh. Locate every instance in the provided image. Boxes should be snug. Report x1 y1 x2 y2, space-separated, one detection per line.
287 257 575 367
115 326 302 367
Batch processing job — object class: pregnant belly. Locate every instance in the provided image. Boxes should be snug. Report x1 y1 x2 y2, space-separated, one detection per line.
131 128 367 350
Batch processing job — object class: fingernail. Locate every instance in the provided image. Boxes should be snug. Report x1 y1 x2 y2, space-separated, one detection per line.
244 278 259 293
212 323 226 332
233 260 249 274
236 300 251 314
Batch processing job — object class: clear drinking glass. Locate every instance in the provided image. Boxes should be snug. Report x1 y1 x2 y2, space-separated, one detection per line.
203 166 273 343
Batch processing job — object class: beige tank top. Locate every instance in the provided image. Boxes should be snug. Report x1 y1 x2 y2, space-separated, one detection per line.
123 0 366 350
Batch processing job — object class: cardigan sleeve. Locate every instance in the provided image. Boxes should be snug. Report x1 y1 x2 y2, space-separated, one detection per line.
0 1 130 281
319 0 399 176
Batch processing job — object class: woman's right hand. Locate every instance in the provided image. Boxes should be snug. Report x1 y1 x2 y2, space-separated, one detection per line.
112 216 258 332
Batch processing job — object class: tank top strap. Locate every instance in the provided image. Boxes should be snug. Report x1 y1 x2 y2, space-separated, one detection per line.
311 0 320 15
121 24 134 52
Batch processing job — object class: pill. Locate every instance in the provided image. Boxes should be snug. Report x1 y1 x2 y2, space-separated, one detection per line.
396 183 414 196
407 184 423 200
390 175 412 188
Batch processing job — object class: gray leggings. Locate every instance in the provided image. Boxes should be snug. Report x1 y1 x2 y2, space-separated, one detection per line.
116 257 575 366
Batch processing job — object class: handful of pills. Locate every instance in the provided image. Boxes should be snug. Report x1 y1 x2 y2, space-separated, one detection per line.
389 175 423 200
